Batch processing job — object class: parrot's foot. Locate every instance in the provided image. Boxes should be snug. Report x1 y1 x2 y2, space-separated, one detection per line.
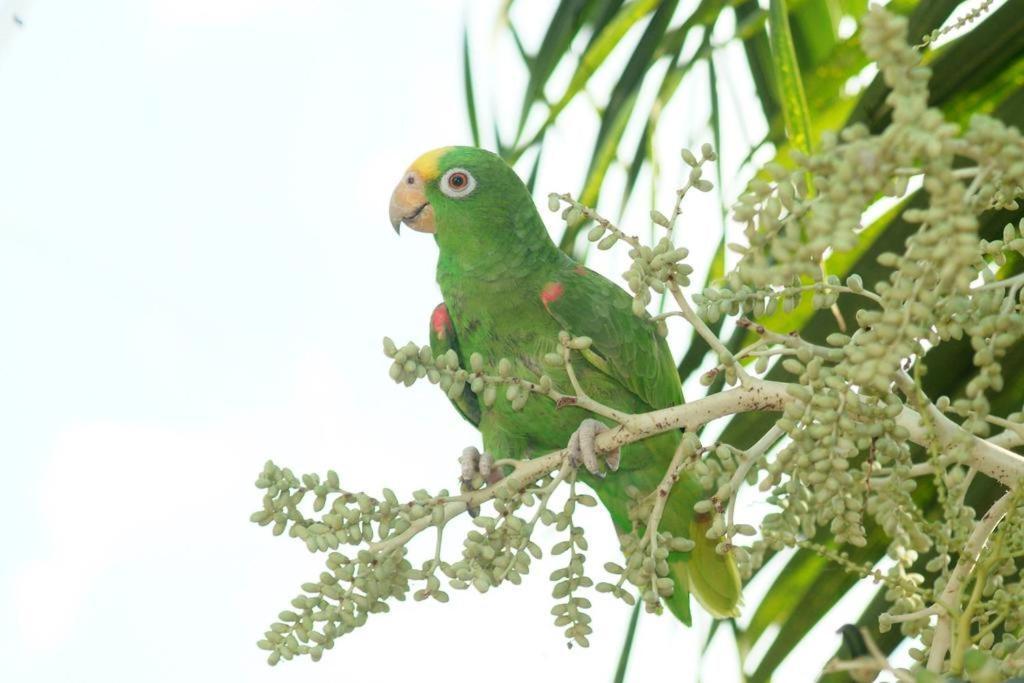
459 446 501 484
459 447 503 516
567 419 620 477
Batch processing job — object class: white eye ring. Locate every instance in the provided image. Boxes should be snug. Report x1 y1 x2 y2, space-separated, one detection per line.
440 167 476 198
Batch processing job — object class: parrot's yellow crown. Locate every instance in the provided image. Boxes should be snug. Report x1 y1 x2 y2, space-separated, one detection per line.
408 147 452 182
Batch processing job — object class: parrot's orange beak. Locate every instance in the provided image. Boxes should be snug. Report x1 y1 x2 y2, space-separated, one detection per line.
389 148 450 234
388 169 435 235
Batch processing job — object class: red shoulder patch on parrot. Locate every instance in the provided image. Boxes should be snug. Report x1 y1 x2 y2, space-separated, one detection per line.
431 303 453 339
540 282 564 310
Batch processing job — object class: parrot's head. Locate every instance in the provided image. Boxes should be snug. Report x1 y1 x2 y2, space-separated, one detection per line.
388 147 549 257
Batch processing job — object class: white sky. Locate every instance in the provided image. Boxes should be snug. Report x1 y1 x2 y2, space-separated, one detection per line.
0 1 905 681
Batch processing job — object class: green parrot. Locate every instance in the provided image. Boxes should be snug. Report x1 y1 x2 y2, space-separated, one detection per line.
388 146 741 623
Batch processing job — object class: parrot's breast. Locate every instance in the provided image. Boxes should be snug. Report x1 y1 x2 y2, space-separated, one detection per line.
439 276 649 456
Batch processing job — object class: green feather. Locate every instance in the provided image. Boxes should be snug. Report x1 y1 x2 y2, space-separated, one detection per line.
421 146 741 622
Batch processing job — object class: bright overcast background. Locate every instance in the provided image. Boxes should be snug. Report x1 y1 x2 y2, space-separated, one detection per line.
0 1 899 681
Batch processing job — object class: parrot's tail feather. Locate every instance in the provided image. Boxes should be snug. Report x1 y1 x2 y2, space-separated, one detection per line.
593 430 743 624
681 514 743 619
663 571 693 625
662 522 742 623
654 450 743 622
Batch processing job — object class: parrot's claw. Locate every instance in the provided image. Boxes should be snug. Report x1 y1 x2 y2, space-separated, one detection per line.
567 419 620 477
459 446 499 484
459 447 503 516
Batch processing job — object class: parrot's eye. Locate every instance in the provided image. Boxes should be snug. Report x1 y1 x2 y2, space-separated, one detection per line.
440 168 476 198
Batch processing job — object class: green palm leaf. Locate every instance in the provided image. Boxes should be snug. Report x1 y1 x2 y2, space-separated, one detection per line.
767 0 814 157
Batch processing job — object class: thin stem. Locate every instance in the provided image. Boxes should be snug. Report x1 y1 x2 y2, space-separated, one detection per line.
727 425 784 527
927 490 1015 672
496 462 572 584
975 270 1024 292
895 372 1024 487
740 318 839 358
862 627 917 682
643 438 693 546
885 606 938 624
669 281 752 386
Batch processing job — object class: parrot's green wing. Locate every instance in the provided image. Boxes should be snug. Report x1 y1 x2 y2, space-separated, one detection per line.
539 267 681 411
428 302 481 426
540 268 742 622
